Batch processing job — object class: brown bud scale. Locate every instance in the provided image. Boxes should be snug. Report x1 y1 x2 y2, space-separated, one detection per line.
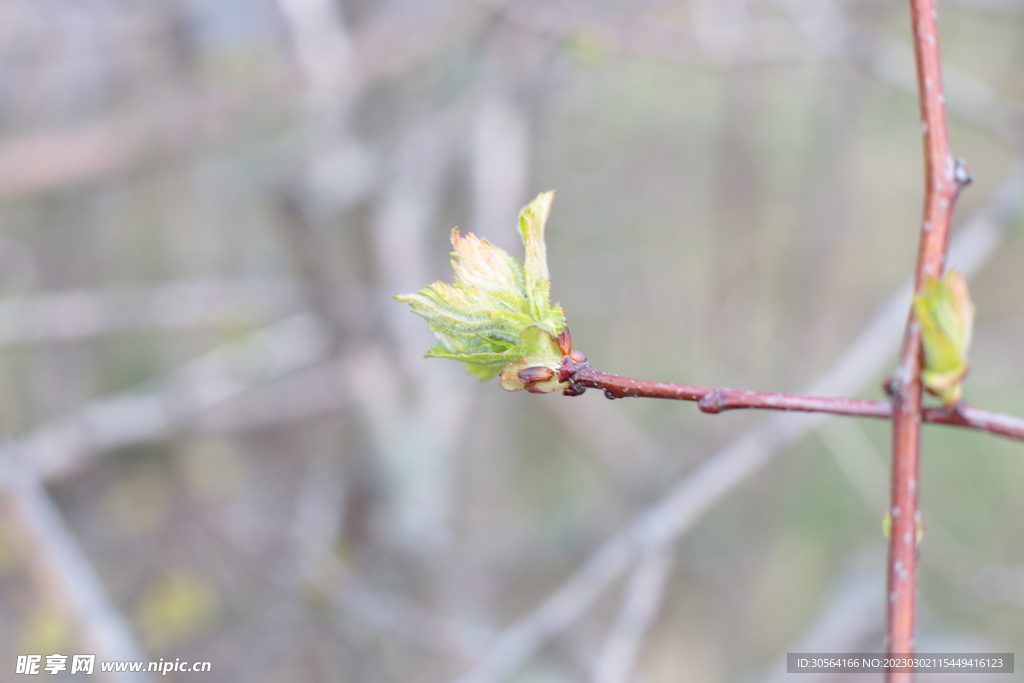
518 366 555 384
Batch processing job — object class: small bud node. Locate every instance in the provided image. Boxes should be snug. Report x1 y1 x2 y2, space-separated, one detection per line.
953 158 973 187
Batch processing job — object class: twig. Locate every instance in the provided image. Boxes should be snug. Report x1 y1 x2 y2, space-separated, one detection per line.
563 363 1024 442
448 163 1024 683
887 0 960 673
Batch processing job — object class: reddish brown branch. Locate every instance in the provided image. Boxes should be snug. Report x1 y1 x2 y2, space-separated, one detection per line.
887 0 961 674
697 389 890 419
560 361 1024 442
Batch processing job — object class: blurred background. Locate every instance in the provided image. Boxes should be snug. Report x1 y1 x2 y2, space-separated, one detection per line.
0 0 1023 681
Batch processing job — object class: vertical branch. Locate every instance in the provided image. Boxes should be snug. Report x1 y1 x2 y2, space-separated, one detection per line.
888 0 959 675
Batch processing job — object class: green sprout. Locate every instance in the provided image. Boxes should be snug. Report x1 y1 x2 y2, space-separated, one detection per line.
912 269 975 407
395 191 575 393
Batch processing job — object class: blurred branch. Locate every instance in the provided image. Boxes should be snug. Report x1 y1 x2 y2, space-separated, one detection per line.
759 551 884 683
211 488 491 660
348 1 479 84
471 94 530 245
277 196 351 350
0 120 136 197
969 564 1024 608
276 0 359 110
772 0 1019 139
886 0 1024 16
0 83 291 197
364 114 472 553
448 159 1024 683
474 0 1024 142
0 2 461 199
0 446 152 683
590 546 674 683
817 418 980 584
24 313 332 481
816 419 890 512
188 357 349 434
0 279 300 347
550 397 664 495
474 0 811 67
334 572 490 660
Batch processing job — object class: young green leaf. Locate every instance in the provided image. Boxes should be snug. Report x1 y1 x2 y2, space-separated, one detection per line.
912 269 975 407
395 191 571 392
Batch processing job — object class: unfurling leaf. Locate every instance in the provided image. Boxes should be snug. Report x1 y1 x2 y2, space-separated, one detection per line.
912 270 975 407
395 191 572 392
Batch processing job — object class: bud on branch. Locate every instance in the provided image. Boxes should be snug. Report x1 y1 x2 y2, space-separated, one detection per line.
913 269 975 407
